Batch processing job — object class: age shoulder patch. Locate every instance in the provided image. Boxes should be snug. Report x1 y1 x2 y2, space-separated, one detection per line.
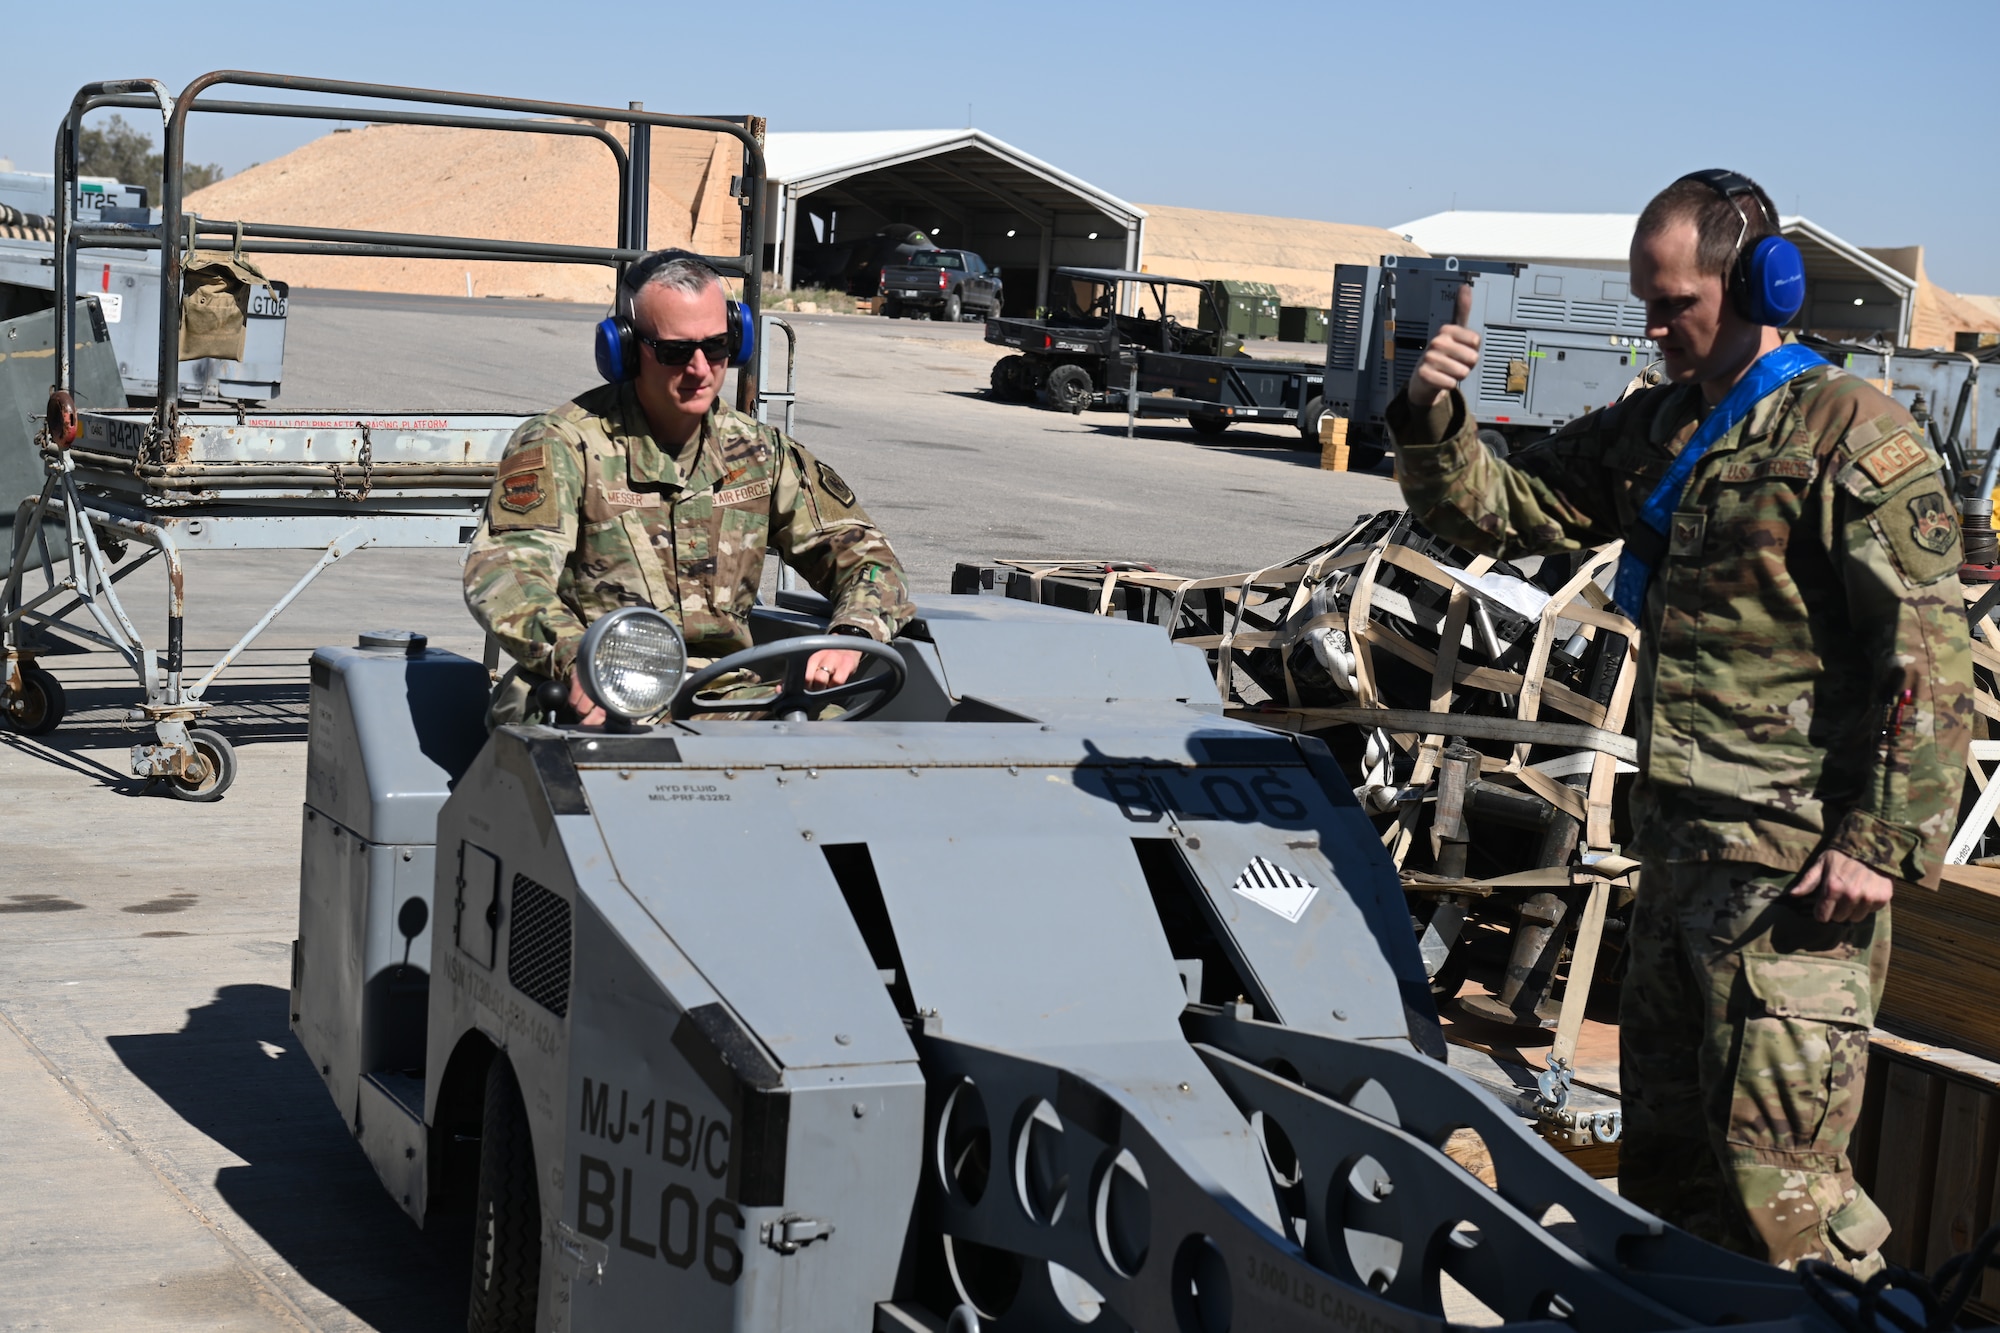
815 461 855 507
1854 434 1929 488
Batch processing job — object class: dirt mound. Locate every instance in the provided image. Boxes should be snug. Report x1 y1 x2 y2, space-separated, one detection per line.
183 120 742 303
1864 245 2000 350
1136 204 1427 319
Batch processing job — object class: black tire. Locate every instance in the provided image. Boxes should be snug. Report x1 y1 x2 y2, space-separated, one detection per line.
1476 427 1511 460
162 727 236 802
942 292 962 323
2 664 65 736
1346 443 1388 472
1189 413 1230 437
467 1057 541 1333
988 286 1005 317
1298 395 1326 447
989 355 1028 401
1043 363 1092 414
884 300 903 319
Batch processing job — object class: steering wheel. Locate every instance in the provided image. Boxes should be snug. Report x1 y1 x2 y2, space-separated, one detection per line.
672 635 907 722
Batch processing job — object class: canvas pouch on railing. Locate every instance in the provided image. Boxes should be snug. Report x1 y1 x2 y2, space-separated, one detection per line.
179 219 270 361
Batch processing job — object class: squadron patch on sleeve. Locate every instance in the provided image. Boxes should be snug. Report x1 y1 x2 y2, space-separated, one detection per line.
815 461 856 507
499 471 546 513
1908 491 1959 555
1854 434 1928 488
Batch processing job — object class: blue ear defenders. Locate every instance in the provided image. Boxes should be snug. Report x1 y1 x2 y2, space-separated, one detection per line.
1676 169 1805 327
594 248 756 381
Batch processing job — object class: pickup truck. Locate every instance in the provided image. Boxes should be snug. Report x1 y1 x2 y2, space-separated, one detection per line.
877 248 1002 322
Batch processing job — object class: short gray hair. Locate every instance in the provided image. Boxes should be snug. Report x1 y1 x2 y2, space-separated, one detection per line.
628 252 722 299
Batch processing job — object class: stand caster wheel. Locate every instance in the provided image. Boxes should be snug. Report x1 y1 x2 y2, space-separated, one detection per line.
163 727 237 802
1 665 66 736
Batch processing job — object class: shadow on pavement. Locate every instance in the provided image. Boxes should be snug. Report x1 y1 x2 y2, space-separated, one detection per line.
0 681 310 793
110 983 467 1332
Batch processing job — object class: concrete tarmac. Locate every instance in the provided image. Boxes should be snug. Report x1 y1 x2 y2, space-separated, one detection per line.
0 294 1404 1328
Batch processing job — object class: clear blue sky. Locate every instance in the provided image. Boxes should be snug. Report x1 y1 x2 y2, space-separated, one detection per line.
5 0 1994 291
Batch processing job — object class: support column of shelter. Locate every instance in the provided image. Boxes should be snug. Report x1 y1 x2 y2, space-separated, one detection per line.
1037 223 1053 316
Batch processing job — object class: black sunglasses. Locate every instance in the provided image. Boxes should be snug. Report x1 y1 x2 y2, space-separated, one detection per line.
636 332 730 367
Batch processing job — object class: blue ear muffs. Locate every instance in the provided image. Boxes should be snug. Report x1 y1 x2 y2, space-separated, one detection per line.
593 300 754 382
596 250 756 382
1735 233 1806 327
1676 169 1805 327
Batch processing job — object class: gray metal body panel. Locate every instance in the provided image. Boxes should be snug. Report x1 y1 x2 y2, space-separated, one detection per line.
293 641 489 1218
1325 255 1656 440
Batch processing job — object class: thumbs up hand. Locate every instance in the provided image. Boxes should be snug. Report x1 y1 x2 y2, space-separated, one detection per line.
1407 282 1481 410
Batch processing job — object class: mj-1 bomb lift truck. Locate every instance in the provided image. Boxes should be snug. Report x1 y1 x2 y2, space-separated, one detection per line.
295 586 1904 1331
987 267 1328 444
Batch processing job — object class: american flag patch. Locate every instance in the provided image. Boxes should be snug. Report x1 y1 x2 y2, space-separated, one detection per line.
1231 857 1320 923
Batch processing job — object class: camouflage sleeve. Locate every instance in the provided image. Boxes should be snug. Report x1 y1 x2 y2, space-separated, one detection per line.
462 416 588 676
1386 386 1629 558
1821 423 1975 886
770 437 916 642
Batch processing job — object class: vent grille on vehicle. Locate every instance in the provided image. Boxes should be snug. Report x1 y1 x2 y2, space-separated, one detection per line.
506 873 572 1017
1513 296 1568 325
1477 328 1529 404
1568 301 1621 331
1327 276 1366 371
1618 304 1648 331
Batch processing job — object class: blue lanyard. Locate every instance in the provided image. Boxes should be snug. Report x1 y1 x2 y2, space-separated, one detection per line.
1612 343 1826 616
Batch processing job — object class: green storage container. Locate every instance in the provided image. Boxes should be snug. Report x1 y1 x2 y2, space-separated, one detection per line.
1198 279 1282 340
1278 305 1330 344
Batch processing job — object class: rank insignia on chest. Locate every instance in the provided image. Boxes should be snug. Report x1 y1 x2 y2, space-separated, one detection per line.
1669 513 1707 557
499 471 545 513
1908 491 1958 554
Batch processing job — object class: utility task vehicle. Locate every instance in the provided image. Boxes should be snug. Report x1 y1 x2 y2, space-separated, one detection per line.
986 267 1327 443
297 588 1873 1331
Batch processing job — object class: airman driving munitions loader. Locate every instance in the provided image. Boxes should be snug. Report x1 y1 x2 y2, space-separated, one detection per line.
294 577 1893 1331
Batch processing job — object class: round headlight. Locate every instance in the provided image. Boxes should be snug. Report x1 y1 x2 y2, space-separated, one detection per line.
577 608 687 723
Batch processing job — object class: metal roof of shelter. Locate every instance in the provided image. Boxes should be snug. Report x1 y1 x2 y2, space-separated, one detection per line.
1392 210 1917 343
1054 266 1206 289
763 130 1146 311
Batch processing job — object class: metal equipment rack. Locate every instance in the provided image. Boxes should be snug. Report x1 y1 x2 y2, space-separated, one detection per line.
0 71 770 798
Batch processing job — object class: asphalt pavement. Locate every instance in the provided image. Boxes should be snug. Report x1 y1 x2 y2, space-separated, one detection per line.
0 294 1406 1329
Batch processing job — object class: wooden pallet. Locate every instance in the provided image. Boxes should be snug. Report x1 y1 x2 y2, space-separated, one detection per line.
1854 1031 2000 1316
1881 865 2000 1062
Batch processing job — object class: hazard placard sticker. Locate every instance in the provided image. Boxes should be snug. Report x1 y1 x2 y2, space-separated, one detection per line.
1231 857 1320 923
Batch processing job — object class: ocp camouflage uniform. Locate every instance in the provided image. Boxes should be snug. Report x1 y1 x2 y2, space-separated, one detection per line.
464 381 914 721
1389 366 1974 1273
